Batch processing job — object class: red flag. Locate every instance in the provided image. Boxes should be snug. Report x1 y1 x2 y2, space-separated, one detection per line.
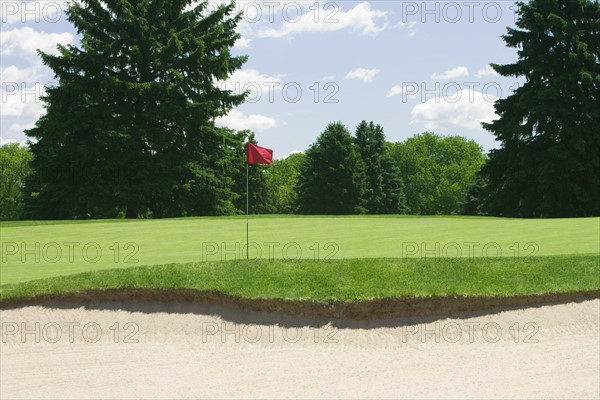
247 143 273 164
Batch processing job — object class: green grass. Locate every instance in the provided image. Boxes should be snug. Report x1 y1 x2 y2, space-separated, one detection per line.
1 255 598 302
1 215 599 285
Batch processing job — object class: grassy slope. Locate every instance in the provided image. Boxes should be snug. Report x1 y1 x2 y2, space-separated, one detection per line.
1 255 599 302
1 215 599 285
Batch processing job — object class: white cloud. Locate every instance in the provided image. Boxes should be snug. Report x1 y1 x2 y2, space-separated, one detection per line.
0 81 45 146
0 136 28 146
234 37 251 49
1 119 39 147
410 89 497 131
1 137 18 146
431 66 469 80
1 83 46 118
386 85 404 98
217 68 282 100
0 27 73 61
215 109 278 132
345 68 380 83
396 20 417 36
386 84 420 100
3 120 36 138
257 2 388 38
476 65 499 78
0 1 68 25
216 68 283 104
1 64 49 84
276 150 302 160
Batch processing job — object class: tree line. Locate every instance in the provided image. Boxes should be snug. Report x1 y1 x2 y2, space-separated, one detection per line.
249 122 485 215
1 0 597 219
1 125 486 219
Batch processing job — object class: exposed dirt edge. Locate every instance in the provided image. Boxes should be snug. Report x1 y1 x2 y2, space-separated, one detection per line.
1 289 599 319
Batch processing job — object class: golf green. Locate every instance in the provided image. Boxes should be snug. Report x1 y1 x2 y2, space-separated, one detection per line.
1 215 598 285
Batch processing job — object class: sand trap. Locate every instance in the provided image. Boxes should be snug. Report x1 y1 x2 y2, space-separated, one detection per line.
1 299 599 399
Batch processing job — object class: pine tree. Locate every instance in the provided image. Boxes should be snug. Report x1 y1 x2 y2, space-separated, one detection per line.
24 0 247 218
296 123 367 214
461 171 490 216
354 121 406 214
482 0 600 217
381 154 409 214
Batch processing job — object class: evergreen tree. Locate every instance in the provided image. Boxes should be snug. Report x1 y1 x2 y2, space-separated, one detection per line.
354 121 406 214
482 0 600 217
24 0 247 219
296 123 367 214
381 152 409 214
461 170 490 216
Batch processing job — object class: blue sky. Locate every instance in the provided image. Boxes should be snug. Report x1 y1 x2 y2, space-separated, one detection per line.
1 1 525 157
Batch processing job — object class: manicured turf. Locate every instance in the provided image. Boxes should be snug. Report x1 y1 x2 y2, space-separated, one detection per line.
1 255 598 302
1 215 599 285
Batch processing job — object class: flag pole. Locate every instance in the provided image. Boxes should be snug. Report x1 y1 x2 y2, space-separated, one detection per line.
246 160 249 260
246 142 272 261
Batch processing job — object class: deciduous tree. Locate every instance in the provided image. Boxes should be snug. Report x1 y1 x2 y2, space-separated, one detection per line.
388 133 485 215
266 152 305 214
0 144 32 220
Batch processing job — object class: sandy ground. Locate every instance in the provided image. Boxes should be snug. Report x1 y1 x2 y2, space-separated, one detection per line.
1 299 599 399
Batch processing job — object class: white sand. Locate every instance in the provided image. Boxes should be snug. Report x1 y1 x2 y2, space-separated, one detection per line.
1 299 599 399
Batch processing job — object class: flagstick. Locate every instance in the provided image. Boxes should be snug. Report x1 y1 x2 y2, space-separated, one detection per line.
246 161 249 260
